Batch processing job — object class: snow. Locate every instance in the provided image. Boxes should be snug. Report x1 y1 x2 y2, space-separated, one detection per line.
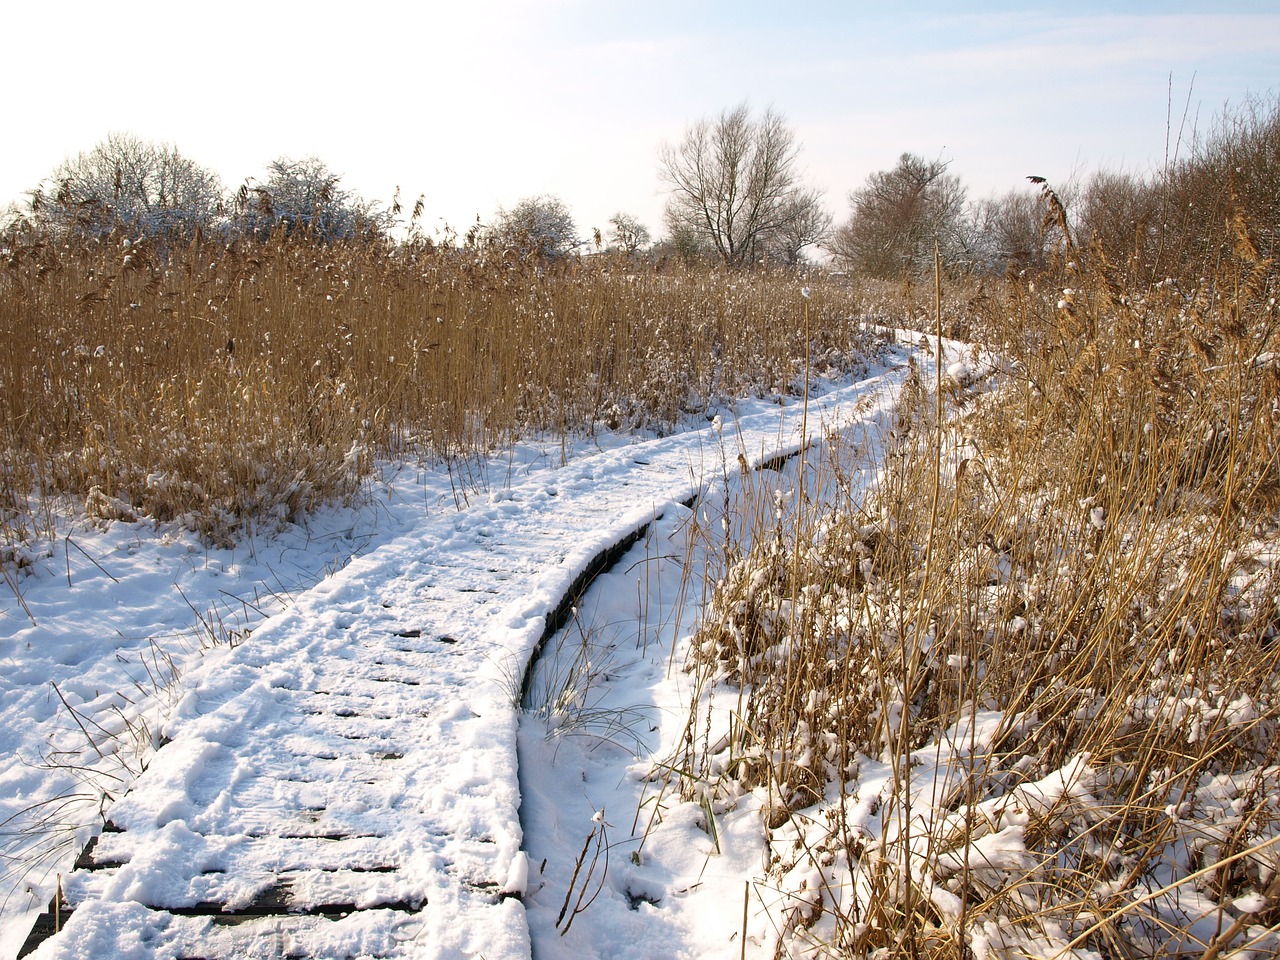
1 346 917 959
13 326 1270 958
517 503 776 959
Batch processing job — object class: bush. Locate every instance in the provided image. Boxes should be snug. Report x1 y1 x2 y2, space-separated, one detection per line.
29 133 222 241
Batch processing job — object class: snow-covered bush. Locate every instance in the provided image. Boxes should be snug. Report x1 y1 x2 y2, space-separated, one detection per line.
231 156 390 243
486 194 580 260
29 132 223 241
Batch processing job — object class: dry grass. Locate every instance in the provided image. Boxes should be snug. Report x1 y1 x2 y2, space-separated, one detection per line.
669 200 1280 956
5 95 1277 958
0 229 874 549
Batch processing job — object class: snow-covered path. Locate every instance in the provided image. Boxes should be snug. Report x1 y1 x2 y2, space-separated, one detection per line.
18 353 913 960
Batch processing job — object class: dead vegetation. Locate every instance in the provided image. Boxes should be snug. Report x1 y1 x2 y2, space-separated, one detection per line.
665 132 1280 956
0 233 873 549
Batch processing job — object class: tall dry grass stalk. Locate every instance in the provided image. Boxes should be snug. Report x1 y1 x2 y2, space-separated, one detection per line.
670 198 1279 957
0 229 875 548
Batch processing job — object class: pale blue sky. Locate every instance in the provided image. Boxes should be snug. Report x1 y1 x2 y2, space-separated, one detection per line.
4 1 1277 242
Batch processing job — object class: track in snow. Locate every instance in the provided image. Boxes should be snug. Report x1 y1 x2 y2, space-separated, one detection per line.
19 354 912 960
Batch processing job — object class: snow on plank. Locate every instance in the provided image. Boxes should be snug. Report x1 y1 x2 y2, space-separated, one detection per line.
20 357 911 960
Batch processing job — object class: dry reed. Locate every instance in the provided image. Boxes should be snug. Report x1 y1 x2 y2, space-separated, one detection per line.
670 193 1279 957
0 229 874 549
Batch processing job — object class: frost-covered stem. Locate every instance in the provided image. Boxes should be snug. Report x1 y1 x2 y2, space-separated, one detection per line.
1201 870 1280 960
899 244 944 955
556 824 597 930
1 563 38 625
792 288 811 598
1056 832 1280 959
782 288 813 801
50 681 109 763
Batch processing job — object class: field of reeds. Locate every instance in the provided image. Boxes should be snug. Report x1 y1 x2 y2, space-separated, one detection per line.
0 233 873 552
663 200 1280 955
3 96 1278 959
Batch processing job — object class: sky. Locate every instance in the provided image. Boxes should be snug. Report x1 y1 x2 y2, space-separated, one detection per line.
4 1 1278 244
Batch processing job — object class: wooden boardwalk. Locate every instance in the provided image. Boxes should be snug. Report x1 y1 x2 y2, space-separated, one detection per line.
19 363 908 960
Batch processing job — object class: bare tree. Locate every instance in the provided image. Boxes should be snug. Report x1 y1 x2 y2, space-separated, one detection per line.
31 132 222 238
488 195 580 259
649 223 714 266
606 212 652 254
660 103 827 267
1161 93 1280 270
829 152 967 278
965 188 1052 275
1072 169 1168 279
763 187 833 266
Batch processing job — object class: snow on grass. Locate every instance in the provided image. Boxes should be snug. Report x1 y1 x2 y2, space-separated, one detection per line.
518 504 769 958
0 459 468 957
1 351 911 959
11 321 1275 959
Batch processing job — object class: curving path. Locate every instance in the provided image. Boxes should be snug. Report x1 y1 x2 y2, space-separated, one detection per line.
20 352 914 960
